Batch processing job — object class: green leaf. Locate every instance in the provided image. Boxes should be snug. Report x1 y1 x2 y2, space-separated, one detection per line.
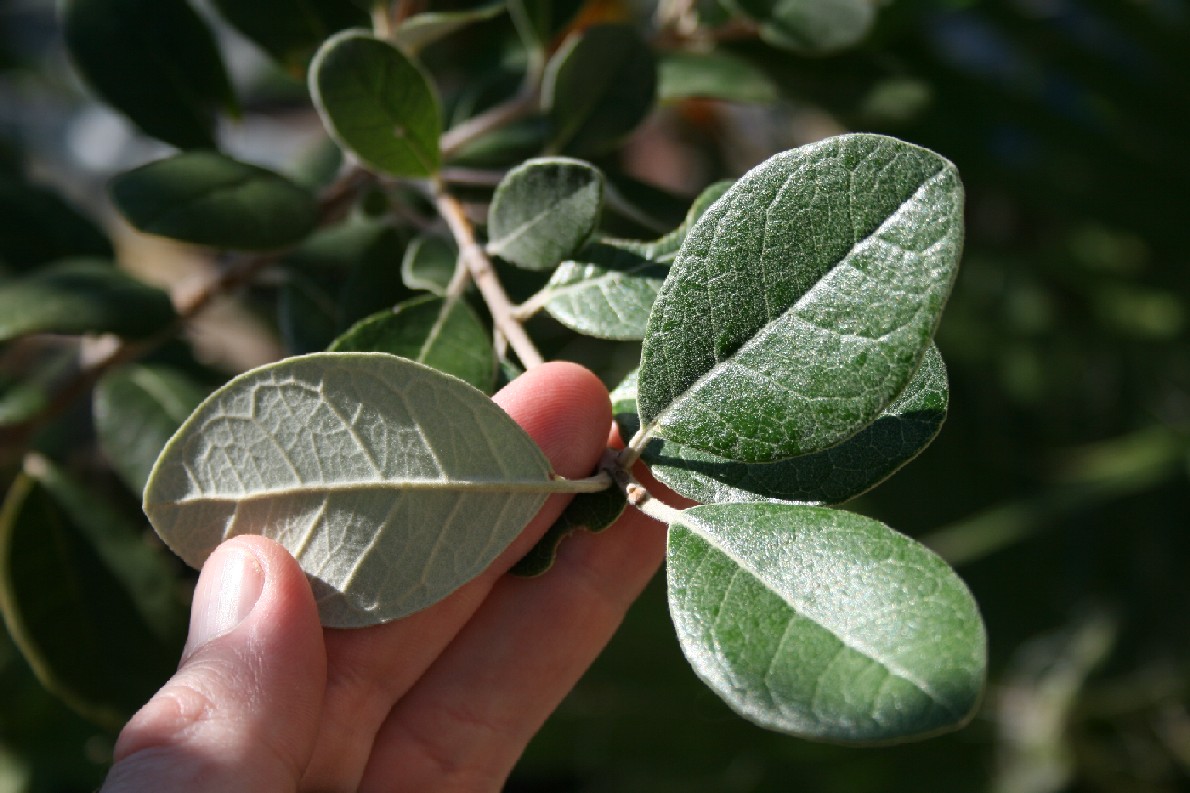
507 0 584 47
637 133 964 463
0 460 186 729
111 152 319 251
329 296 496 393
94 365 209 495
642 345 949 505
667 503 986 742
393 1 506 53
623 179 733 263
487 157 604 271
538 241 666 340
279 270 341 355
658 50 778 104
62 0 235 149
542 24 657 156
0 259 176 342
0 177 112 273
511 486 626 577
144 352 566 627
310 30 442 177
723 0 876 54
402 233 457 295
210 0 367 73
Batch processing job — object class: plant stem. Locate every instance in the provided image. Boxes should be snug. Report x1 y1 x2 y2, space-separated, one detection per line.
440 89 540 159
605 453 685 525
432 185 545 369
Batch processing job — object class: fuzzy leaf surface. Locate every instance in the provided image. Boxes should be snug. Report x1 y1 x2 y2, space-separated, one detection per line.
310 30 442 177
0 260 175 342
144 353 556 627
210 0 367 72
540 241 666 340
329 296 496 393
644 345 949 505
63 0 234 149
487 157 603 271
111 152 319 251
668 503 986 742
638 133 963 463
724 0 876 54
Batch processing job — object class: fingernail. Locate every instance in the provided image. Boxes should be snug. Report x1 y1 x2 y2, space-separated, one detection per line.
184 542 265 657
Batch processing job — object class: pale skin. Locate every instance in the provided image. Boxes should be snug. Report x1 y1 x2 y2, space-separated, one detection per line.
101 361 685 793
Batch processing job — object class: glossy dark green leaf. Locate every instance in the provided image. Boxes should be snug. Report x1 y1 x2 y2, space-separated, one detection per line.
62 0 235 149
402 233 457 295
94 365 209 495
328 295 496 392
542 24 657 156
723 0 876 54
0 259 175 342
667 503 986 742
643 345 949 504
310 30 442 177
111 152 319 251
658 50 778 104
0 177 112 273
393 2 506 53
210 0 367 73
0 460 185 729
487 157 604 271
538 241 666 340
638 134 964 463
507 0 584 47
511 486 626 577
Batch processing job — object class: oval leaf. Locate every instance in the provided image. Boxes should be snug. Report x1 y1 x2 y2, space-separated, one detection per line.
0 259 175 342
210 0 367 73
724 0 876 54
638 133 964 463
487 157 604 271
63 0 235 149
622 179 733 263
667 503 986 742
329 296 496 393
144 352 557 627
542 23 657 156
402 233 457 295
393 2 506 53
658 50 778 104
111 152 319 251
644 345 949 505
310 30 442 177
0 177 112 273
540 241 666 340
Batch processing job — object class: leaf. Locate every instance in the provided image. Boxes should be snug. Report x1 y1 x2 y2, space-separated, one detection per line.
210 0 367 73
62 0 235 149
0 177 112 273
539 241 667 340
0 460 186 729
658 50 778 104
402 232 457 295
487 157 604 271
393 2 506 53
94 365 209 495
0 259 176 342
623 179 733 263
111 152 319 251
667 503 986 742
542 24 657 156
637 133 964 463
329 296 496 393
511 486 626 577
643 345 949 505
144 352 564 627
310 30 442 177
723 0 876 54
507 0 584 47
279 270 341 355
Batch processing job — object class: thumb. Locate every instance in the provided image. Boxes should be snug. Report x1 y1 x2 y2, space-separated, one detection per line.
102 536 326 792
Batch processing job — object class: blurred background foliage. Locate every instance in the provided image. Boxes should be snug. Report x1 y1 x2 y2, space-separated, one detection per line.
1 0 1188 791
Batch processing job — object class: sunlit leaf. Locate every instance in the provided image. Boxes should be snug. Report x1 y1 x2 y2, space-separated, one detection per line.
539 241 666 340
0 260 175 342
723 0 876 54
329 296 496 392
487 157 603 271
144 353 563 627
658 50 778 104
62 0 235 149
638 134 963 463
311 30 442 177
210 0 367 73
667 503 986 742
111 152 319 251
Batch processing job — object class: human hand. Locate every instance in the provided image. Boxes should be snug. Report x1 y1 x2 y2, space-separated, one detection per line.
101 362 670 793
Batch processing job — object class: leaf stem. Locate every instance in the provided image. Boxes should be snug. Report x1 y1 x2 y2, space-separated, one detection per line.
606 455 685 526
432 184 545 369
